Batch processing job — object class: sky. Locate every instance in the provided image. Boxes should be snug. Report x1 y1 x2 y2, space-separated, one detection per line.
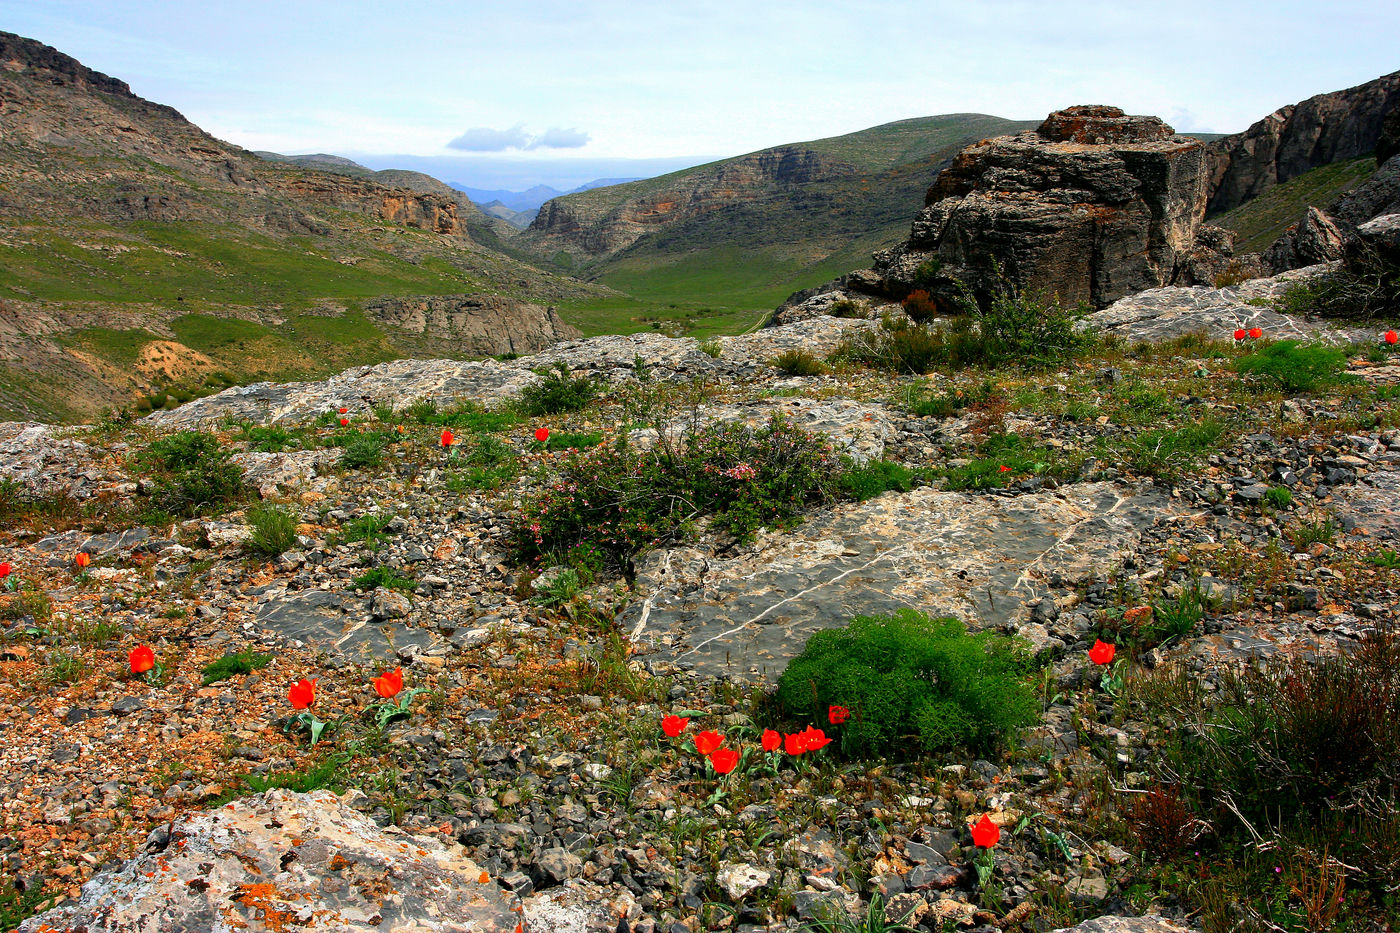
3 0 1398 191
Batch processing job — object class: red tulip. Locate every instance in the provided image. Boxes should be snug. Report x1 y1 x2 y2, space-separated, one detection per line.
339 417 349 427
0 561 10 578
828 705 849 725
662 714 689 738
710 747 739 775
1233 328 1246 341
338 407 348 414
74 552 90 569
372 667 403 699
1088 639 1116 665
535 427 549 443
1248 327 1263 339
761 728 781 752
128 645 155 674
289 677 317 710
784 732 806 756
801 726 833 751
693 730 724 757
1386 330 1398 345
971 814 1000 848
440 428 454 448
998 465 1011 473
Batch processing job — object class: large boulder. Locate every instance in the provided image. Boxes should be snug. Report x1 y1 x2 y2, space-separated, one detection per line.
871 106 1209 310
1263 206 1348 272
19 789 525 933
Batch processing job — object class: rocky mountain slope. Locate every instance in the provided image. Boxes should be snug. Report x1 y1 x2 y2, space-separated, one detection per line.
0 32 595 423
1204 70 1400 215
3 262 1399 932
514 115 1039 304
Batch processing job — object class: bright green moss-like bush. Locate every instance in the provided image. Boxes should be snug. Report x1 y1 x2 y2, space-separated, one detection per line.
1234 339 1352 394
776 609 1039 758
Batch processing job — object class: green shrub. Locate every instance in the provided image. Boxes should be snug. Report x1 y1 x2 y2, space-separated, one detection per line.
245 503 298 557
942 433 1082 491
839 460 916 501
518 362 599 415
510 414 846 572
770 349 826 376
697 338 723 358
354 565 417 592
1152 586 1205 640
139 431 246 518
446 433 520 492
912 258 943 290
829 298 862 318
961 279 1095 368
1118 418 1228 480
1263 486 1294 509
202 649 272 685
333 512 396 549
337 431 390 470
240 424 303 453
405 398 521 432
1234 340 1352 394
776 610 1038 758
543 430 603 451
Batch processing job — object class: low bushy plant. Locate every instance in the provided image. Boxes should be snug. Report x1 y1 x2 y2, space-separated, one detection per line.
245 503 298 557
354 565 417 592
1118 418 1228 480
518 362 599 415
770 349 826 376
510 414 847 573
336 431 391 470
901 289 939 323
202 649 272 685
839 460 916 501
138 430 246 518
775 609 1039 758
1234 339 1352 394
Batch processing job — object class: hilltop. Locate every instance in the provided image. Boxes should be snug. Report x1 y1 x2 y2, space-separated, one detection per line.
0 32 599 423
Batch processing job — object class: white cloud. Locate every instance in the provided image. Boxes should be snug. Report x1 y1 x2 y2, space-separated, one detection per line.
529 127 590 149
447 125 533 152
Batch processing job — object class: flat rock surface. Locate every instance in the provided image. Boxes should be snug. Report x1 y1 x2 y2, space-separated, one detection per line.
1084 264 1374 343
624 481 1174 681
19 789 524 933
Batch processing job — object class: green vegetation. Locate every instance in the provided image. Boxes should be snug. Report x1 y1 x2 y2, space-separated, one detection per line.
776 610 1039 758
137 430 246 519
354 565 417 592
838 460 917 501
403 399 522 433
518 363 600 415
942 433 1085 490
1234 340 1353 394
335 430 392 470
509 414 850 573
1211 157 1377 253
445 434 521 492
332 512 397 550
770 349 827 376
201 649 272 685
245 503 299 558
1274 241 1400 321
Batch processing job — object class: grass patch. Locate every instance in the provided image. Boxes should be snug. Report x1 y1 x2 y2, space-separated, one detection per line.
245 503 299 558
354 565 417 592
202 649 272 685
1235 340 1354 394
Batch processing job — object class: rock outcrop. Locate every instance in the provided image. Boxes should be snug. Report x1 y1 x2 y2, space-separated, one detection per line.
364 295 580 356
19 789 525 933
864 106 1210 310
1262 205 1348 271
1205 70 1400 215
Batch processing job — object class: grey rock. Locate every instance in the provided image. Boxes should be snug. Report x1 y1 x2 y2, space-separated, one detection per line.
715 862 771 901
1263 207 1347 272
533 847 584 888
627 482 1174 681
19 789 524 933
1050 917 1193 933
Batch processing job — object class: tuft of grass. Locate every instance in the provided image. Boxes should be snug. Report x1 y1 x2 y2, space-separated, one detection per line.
202 649 272 685
332 512 396 550
518 362 599 416
770 349 827 376
1234 340 1353 394
354 565 417 592
245 503 299 557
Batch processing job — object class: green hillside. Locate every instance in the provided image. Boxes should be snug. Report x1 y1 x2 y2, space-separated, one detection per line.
1211 156 1378 253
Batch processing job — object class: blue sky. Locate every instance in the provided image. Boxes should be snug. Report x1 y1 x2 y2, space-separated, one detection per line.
3 0 1397 190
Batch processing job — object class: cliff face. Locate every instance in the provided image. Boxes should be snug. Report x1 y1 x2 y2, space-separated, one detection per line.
869 107 1210 311
363 295 580 356
525 146 859 257
1205 70 1400 215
